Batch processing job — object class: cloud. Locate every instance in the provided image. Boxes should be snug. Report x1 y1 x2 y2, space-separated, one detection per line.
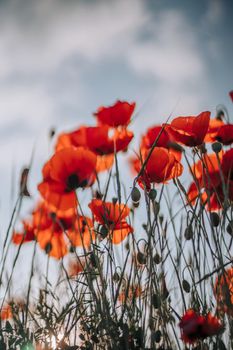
0 85 54 131
0 0 148 77
127 10 206 84
205 0 224 25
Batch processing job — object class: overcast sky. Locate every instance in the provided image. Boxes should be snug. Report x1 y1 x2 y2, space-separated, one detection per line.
0 0 232 232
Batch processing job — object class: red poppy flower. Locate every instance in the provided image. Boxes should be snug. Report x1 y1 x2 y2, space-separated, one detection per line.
33 202 74 232
219 148 233 199
187 182 221 211
167 111 210 147
229 91 233 102
187 152 225 210
38 147 97 212
66 216 95 248
37 229 68 259
68 259 84 277
179 309 223 344
188 149 233 211
187 182 199 205
85 125 133 155
33 203 94 259
204 118 225 143
192 152 222 191
56 126 133 155
89 199 133 244
12 220 35 245
146 147 183 183
55 126 133 173
94 100 136 127
30 203 69 259
141 125 182 161
118 285 142 303
0 304 12 320
55 127 87 152
133 147 183 189
189 149 233 211
202 313 224 336
215 124 233 145
215 267 233 315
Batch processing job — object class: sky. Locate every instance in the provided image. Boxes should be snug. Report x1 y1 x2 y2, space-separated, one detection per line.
0 0 233 232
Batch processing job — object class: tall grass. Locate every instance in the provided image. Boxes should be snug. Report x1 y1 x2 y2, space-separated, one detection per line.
0 99 233 350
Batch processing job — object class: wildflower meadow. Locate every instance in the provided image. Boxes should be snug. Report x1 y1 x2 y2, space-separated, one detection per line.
1 95 233 350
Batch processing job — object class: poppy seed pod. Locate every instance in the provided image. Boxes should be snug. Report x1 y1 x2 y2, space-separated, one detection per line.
182 279 191 293
131 187 141 202
153 330 161 343
137 251 146 265
210 212 220 227
212 141 222 153
149 189 157 200
184 225 193 240
153 253 162 264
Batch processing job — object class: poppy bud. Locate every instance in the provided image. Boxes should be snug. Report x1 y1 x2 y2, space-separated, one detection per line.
212 141 222 153
90 253 98 268
113 271 120 282
210 212 220 227
125 242 130 250
184 225 193 240
137 251 146 265
153 330 161 343
19 167 30 197
161 277 169 300
159 214 164 225
149 189 157 200
49 128 56 139
227 221 233 236
216 110 224 120
182 279 191 293
153 253 162 264
131 187 141 202
69 246 75 253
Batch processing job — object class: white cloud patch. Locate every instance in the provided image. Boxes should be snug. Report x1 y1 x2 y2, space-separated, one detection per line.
128 10 205 83
0 85 54 130
0 0 147 76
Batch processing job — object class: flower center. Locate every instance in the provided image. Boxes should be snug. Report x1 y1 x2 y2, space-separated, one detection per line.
45 242 52 254
66 174 89 192
66 174 80 192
